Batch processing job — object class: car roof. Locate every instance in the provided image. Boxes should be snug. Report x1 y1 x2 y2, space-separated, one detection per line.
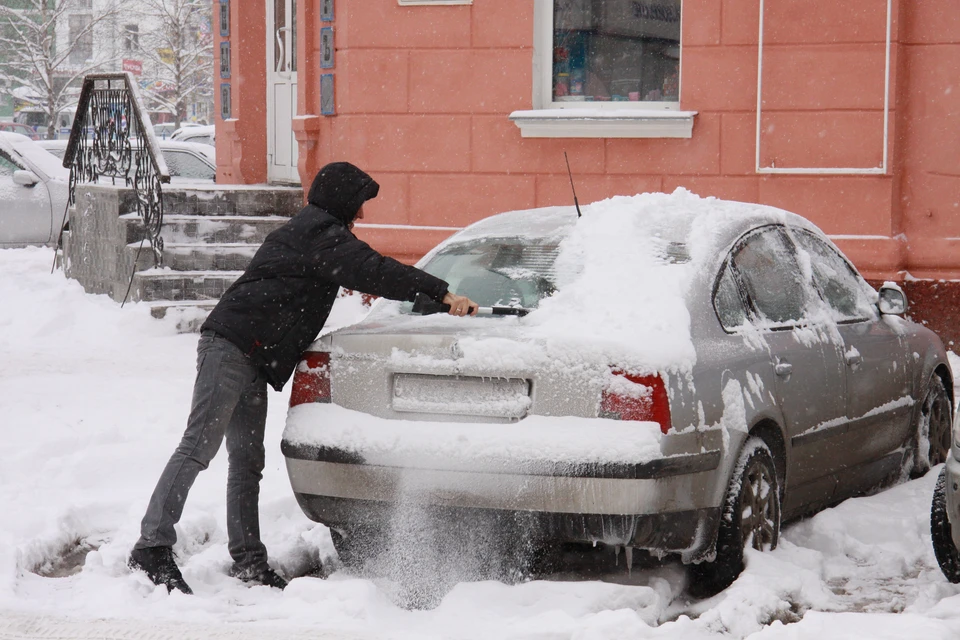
36 138 214 162
430 195 821 271
0 132 69 180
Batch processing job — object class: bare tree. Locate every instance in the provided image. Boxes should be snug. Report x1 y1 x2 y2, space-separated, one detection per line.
137 0 212 129
0 0 119 139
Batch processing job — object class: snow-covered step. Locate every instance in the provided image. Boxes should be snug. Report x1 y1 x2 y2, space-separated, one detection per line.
133 269 243 302
121 213 288 245
151 242 260 272
148 299 219 333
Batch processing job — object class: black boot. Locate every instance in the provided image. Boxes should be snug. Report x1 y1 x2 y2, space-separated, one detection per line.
129 547 193 595
229 564 288 590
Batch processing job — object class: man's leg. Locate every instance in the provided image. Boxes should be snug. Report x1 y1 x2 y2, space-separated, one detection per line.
134 335 257 562
224 367 269 573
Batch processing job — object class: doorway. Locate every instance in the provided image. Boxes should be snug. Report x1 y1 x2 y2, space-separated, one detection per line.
266 0 299 184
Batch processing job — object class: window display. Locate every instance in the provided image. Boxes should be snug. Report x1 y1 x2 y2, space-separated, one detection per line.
552 0 680 105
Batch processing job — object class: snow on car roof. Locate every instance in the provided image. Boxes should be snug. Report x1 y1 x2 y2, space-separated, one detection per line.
414 189 815 376
0 132 69 181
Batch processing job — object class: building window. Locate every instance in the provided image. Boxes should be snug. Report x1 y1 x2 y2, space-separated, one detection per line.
69 14 93 65
513 0 693 137
124 24 139 51
548 0 680 109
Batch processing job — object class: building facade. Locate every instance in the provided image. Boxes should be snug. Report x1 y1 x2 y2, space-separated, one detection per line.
214 0 960 338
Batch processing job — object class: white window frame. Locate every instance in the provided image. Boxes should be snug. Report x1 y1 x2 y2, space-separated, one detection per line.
754 0 891 175
511 0 696 138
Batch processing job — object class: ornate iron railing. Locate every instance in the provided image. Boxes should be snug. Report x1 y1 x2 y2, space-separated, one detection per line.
64 72 171 265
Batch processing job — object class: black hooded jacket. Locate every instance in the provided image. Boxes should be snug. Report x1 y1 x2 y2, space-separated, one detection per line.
201 162 449 391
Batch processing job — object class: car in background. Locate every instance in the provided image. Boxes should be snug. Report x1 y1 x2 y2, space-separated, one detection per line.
281 192 952 595
171 124 214 147
931 407 960 583
36 139 217 184
0 132 70 247
0 122 41 140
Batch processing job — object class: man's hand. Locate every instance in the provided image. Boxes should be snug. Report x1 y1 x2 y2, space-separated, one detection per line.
443 292 478 316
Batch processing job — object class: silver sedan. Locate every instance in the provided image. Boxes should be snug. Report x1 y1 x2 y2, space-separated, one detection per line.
0 132 69 247
282 198 951 594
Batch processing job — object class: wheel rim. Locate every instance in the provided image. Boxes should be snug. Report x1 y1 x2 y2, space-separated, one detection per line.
739 457 778 551
925 385 952 467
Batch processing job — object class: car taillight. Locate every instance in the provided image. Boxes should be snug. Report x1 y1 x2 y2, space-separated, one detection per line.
289 352 331 407
599 371 672 434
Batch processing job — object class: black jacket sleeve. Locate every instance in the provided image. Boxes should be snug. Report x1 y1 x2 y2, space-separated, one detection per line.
309 224 449 303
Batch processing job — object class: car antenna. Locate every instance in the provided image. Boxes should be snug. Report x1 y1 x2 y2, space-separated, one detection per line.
564 151 582 218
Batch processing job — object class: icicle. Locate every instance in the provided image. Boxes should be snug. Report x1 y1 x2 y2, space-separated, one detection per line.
625 546 634 575
614 545 620 566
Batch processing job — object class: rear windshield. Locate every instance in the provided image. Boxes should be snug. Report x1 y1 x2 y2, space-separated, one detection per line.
412 239 561 310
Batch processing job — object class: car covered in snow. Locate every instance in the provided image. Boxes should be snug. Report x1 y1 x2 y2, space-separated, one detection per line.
170 124 215 147
281 191 952 593
931 398 960 584
36 139 217 184
0 132 70 247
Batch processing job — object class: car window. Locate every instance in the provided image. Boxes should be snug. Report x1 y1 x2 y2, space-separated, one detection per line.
162 150 215 180
732 227 809 325
0 151 21 176
791 229 877 322
412 239 560 310
714 261 748 330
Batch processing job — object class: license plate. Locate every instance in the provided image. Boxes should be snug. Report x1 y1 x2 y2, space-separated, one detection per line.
392 374 531 419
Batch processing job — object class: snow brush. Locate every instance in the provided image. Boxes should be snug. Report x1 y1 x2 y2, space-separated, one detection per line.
412 293 530 317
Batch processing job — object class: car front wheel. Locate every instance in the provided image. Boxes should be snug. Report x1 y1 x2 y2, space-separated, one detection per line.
909 375 952 478
931 468 960 583
688 436 781 597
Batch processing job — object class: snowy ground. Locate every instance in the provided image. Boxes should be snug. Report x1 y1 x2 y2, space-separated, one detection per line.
3 246 960 639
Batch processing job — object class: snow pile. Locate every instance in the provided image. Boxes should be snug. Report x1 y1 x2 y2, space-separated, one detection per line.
3 247 960 638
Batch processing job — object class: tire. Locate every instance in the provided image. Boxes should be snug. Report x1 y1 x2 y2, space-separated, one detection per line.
909 375 952 478
688 436 781 598
931 468 960 583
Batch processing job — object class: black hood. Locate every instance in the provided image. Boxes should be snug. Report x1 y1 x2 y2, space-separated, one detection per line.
306 162 380 224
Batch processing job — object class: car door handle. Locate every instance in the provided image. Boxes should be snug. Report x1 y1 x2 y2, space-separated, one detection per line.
775 362 793 377
845 352 863 367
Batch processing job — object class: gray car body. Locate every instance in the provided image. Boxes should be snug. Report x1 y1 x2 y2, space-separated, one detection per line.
282 204 951 562
0 132 70 247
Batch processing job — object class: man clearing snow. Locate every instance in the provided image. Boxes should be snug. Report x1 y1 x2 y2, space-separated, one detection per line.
129 162 477 594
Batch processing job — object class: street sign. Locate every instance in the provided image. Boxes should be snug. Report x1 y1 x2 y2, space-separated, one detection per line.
122 59 142 76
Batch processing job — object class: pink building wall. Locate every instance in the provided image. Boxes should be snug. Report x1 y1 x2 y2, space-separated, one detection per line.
216 0 960 332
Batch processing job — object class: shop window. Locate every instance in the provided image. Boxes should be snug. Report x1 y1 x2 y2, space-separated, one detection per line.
551 0 680 108
511 0 694 139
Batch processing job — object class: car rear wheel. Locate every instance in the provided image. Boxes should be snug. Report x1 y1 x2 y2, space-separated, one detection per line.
931 468 960 583
909 376 952 478
687 436 781 597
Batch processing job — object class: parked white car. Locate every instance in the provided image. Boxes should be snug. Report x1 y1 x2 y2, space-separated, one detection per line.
36 139 217 184
171 124 215 147
0 132 70 247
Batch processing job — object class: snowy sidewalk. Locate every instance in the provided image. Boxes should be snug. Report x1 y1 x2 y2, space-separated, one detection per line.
3 247 960 639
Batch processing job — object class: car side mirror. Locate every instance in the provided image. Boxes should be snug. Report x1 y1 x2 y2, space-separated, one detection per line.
13 170 39 187
878 283 907 316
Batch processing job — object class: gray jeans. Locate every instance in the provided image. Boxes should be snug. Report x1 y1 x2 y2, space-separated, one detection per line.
135 331 270 573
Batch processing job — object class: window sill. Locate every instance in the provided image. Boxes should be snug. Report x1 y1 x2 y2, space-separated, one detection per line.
509 109 697 139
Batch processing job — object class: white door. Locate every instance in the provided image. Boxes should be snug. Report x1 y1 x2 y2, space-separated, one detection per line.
267 0 299 184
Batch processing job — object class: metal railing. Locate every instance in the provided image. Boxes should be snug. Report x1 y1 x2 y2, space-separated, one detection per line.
63 72 171 266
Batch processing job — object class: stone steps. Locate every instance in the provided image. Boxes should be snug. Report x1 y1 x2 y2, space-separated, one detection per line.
66 185 302 333
132 269 244 302
151 242 260 271
123 213 289 245
147 300 219 333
